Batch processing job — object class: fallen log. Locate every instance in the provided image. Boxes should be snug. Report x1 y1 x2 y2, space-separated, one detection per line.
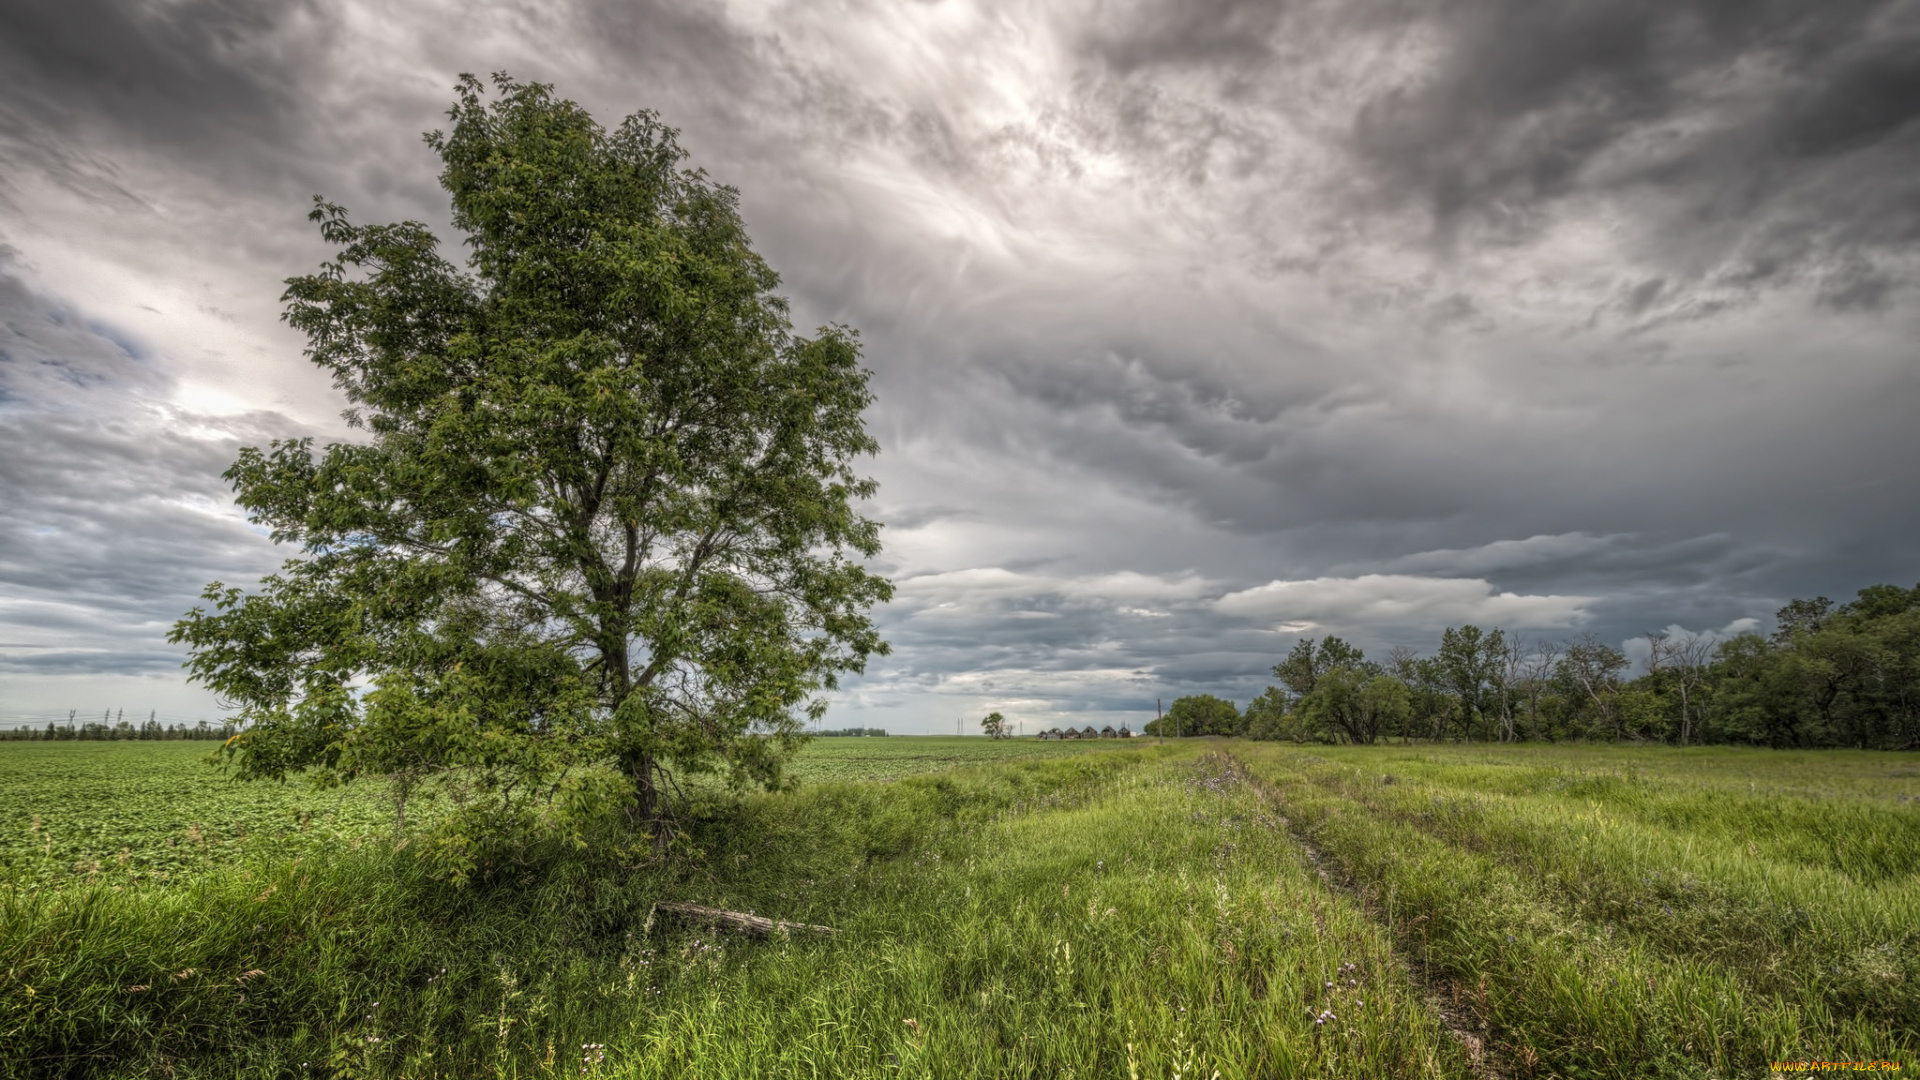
650 901 839 939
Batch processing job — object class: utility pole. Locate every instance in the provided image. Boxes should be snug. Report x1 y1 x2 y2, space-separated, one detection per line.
1157 698 1163 744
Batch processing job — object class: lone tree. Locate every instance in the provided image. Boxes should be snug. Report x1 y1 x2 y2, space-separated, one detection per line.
171 75 891 841
980 712 1007 739
1143 694 1239 737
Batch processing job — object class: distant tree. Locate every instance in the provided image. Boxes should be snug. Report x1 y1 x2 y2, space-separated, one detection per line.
1707 585 1920 748
1272 637 1366 699
1295 669 1410 745
1771 597 1835 647
1494 634 1528 743
1435 625 1505 741
981 712 1007 739
1646 629 1713 745
171 76 891 859
1556 633 1631 740
1708 633 1792 745
1241 686 1296 741
1517 639 1560 741
1143 694 1239 737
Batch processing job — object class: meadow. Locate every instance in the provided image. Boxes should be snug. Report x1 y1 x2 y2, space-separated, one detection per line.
0 737 1913 1077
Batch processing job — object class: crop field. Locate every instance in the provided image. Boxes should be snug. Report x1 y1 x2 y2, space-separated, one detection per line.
0 737 1135 887
0 741 395 889
1 738 1915 1078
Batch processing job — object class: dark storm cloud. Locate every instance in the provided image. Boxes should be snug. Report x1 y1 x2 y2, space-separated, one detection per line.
1076 0 1920 311
0 0 321 184
0 262 294 676
1 0 1915 728
1346 0 1920 289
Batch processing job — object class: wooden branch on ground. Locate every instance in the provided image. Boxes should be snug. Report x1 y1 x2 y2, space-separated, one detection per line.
650 901 839 939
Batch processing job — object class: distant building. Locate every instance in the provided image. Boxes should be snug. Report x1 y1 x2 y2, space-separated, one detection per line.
1118 725 1133 738
1081 725 1098 739
1099 725 1117 739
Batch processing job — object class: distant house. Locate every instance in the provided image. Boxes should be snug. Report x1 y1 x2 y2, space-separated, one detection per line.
1118 725 1133 738
1081 725 1099 739
1099 725 1117 739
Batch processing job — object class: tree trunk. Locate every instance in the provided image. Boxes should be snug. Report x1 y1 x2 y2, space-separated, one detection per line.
622 749 662 828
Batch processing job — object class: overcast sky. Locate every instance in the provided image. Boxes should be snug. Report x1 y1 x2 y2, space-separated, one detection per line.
2 0 1916 732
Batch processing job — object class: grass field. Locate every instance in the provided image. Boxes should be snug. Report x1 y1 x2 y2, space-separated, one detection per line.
784 733 1146 784
0 738 1137 888
1 737 1914 1077
0 741 395 890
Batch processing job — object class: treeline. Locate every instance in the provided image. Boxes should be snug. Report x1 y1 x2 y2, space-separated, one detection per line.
815 727 890 737
1144 583 1920 749
0 720 237 742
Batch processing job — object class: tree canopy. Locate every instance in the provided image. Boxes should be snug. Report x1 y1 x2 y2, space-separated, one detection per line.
1144 694 1239 737
1234 584 1919 749
171 75 891 856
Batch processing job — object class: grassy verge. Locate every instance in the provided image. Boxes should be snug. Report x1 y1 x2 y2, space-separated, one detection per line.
1 744 1478 1079
1233 742 1920 1079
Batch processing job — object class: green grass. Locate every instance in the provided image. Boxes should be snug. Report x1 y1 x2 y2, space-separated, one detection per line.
1235 742 1920 1077
0 737 1127 889
0 741 396 889
782 734 1145 784
1 740 1478 1079
2 738 1914 1077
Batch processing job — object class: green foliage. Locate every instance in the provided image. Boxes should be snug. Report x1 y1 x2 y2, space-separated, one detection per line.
1709 584 1920 748
1238 582 1920 748
1142 694 1238 736
1294 670 1411 745
1271 635 1366 698
980 711 1007 739
1434 624 1508 740
1241 686 1297 741
169 75 892 854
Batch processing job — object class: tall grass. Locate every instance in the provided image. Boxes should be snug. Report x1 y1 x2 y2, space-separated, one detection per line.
1 746 1475 1078
1235 743 1920 1078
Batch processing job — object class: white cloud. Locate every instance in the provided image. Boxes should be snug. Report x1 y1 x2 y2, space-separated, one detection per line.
1381 533 1625 576
892 567 1215 611
1215 574 1593 630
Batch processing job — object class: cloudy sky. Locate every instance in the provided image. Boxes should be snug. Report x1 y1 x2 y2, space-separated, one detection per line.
2 0 1916 732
